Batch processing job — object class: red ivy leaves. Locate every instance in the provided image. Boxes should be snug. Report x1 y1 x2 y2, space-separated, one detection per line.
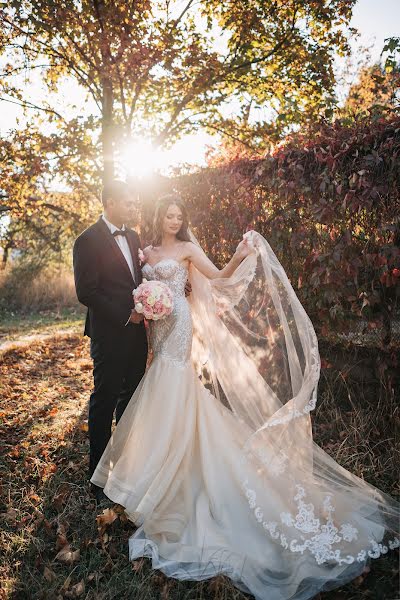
162 115 400 340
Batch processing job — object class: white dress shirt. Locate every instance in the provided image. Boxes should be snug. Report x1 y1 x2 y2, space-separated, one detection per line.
102 214 136 281
102 214 136 326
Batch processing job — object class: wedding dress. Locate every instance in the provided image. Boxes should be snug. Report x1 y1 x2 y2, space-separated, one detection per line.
90 231 399 600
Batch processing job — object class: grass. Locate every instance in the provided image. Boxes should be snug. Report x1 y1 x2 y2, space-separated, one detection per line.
0 265 84 349
0 334 398 600
0 307 85 346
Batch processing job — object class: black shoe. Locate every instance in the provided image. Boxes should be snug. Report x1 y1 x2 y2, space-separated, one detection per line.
90 483 111 505
96 488 110 504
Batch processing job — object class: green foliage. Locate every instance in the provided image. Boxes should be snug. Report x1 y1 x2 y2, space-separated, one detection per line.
201 0 357 146
382 36 400 74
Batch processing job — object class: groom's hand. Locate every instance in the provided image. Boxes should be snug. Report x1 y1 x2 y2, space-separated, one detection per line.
129 309 144 324
184 281 192 297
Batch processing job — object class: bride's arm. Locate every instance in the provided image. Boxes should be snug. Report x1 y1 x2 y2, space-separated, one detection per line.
185 238 252 280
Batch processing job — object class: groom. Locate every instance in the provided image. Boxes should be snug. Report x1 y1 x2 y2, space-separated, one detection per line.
73 180 147 502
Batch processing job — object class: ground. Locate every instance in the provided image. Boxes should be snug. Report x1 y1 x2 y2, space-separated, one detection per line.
0 308 84 353
0 325 398 600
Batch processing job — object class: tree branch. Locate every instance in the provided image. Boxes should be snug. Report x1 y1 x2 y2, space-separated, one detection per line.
154 92 196 146
0 95 65 120
156 110 209 142
0 63 57 77
2 15 103 107
205 122 263 154
173 0 195 28
229 9 299 72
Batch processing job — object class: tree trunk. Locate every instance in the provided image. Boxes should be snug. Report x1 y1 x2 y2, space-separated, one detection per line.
2 245 9 269
102 76 114 185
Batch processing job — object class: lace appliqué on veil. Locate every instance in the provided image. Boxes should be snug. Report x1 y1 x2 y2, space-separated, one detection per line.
242 479 400 566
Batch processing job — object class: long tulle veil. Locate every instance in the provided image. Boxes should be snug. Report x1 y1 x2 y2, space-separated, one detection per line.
187 228 399 569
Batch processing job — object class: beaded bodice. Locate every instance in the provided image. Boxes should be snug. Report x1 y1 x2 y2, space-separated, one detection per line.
142 259 188 297
141 259 193 367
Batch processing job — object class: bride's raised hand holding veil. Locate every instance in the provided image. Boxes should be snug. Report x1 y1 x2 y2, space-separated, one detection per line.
91 193 399 600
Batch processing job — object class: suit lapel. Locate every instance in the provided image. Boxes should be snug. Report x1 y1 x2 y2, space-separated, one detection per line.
126 230 141 286
96 216 136 286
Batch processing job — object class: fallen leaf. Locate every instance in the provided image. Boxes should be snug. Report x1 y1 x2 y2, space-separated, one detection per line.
65 579 85 598
132 559 145 572
1 507 18 525
32 510 45 531
28 492 41 504
161 581 171 599
55 543 80 564
52 484 70 512
43 518 53 534
102 532 109 544
43 565 57 582
61 574 72 592
96 507 118 533
56 522 68 550
79 361 92 371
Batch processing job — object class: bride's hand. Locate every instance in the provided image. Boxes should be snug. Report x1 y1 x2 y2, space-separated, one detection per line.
235 236 255 261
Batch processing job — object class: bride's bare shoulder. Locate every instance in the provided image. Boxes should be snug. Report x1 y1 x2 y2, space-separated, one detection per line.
184 240 203 257
180 240 197 259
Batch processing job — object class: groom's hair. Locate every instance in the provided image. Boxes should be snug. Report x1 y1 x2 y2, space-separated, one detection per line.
101 180 130 207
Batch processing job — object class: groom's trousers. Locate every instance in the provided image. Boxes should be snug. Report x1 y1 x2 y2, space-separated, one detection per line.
88 324 148 478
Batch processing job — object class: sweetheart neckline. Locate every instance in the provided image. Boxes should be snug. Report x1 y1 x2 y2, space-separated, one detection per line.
142 258 188 272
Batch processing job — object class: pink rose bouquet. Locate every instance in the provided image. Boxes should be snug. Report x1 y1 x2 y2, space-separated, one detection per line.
133 280 173 321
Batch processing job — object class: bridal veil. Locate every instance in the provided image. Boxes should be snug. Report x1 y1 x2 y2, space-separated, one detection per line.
187 228 399 569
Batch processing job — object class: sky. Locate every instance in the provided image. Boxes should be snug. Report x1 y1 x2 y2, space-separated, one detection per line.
351 0 399 58
0 0 398 172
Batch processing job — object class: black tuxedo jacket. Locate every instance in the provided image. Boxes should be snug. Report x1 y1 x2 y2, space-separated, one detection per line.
73 216 143 339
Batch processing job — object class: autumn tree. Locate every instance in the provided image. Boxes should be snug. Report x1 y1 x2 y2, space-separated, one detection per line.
0 121 99 267
343 64 400 116
1 0 357 182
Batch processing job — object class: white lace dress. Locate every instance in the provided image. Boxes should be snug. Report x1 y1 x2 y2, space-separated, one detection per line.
91 258 398 600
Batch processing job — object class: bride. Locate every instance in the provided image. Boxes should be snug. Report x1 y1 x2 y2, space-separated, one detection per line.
91 194 399 600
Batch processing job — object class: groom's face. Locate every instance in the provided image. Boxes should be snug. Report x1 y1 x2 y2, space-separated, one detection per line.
109 190 136 224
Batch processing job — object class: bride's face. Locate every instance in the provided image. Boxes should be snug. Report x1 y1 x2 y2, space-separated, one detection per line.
163 203 183 237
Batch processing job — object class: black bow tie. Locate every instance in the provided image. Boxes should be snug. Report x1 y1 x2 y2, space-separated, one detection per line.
112 229 127 237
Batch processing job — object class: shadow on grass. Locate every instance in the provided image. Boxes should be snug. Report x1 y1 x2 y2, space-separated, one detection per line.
0 307 85 351
0 335 398 600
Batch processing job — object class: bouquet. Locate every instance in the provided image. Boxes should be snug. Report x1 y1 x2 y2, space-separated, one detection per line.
133 280 174 321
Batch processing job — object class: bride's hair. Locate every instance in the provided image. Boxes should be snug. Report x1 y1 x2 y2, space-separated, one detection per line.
152 193 192 246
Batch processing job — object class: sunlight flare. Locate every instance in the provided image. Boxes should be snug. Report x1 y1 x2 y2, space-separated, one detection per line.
119 133 212 178
121 140 163 178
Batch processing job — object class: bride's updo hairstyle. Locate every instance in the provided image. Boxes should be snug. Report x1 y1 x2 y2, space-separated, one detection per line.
152 193 192 246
